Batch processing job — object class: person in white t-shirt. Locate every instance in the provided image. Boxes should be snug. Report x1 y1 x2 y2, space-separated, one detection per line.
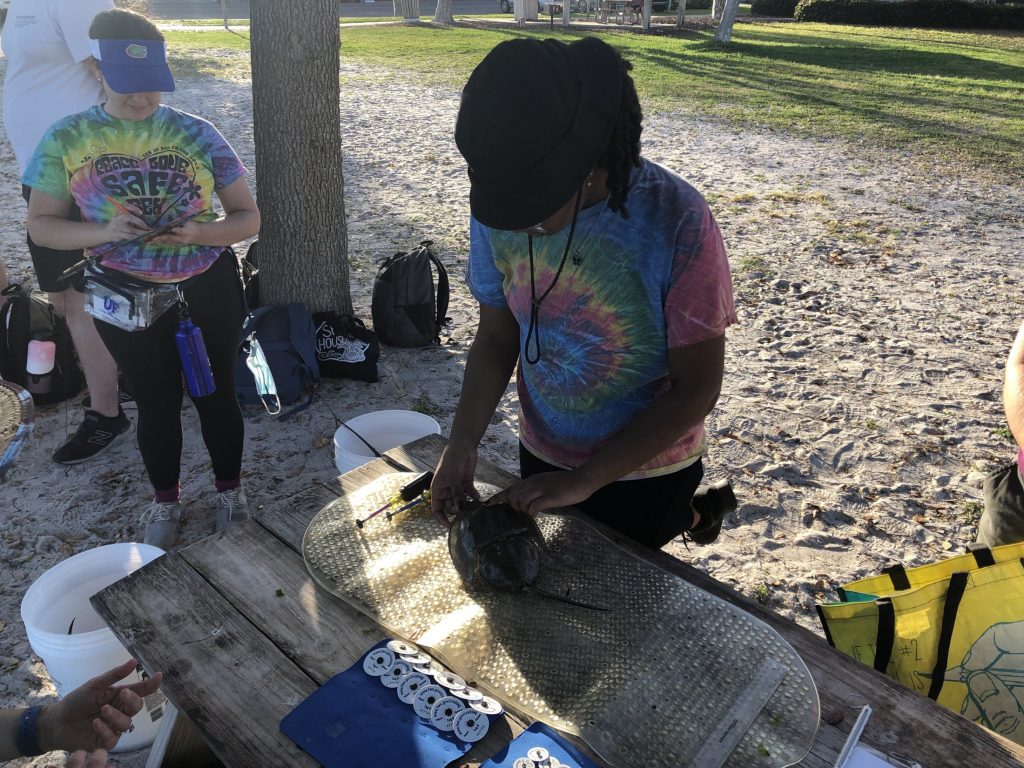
1 0 129 464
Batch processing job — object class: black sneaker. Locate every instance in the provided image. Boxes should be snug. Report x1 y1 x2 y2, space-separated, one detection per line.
52 409 130 465
684 480 737 546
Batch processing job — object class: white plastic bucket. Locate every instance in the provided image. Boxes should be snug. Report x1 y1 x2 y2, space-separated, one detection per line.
20 543 166 752
334 409 441 473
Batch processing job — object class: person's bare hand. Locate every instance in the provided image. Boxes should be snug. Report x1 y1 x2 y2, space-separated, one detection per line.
103 213 148 243
41 659 162 753
505 470 596 516
148 220 202 246
430 444 481 526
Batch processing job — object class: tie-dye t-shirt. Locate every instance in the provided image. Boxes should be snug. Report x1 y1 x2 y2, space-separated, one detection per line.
22 104 246 282
468 159 736 479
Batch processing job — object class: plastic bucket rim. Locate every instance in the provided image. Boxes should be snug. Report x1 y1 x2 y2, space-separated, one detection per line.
333 410 441 471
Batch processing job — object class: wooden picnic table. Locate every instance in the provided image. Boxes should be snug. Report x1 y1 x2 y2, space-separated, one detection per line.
92 434 1024 768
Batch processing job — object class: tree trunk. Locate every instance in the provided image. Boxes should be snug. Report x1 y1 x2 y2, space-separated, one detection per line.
715 0 740 41
711 0 721 18
250 0 352 314
434 0 456 23
641 0 651 30
674 0 686 27
397 0 421 21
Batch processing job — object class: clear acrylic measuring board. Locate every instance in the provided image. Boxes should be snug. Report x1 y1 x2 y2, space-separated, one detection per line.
303 473 820 768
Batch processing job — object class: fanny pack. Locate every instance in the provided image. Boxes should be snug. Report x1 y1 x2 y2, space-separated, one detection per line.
84 267 180 332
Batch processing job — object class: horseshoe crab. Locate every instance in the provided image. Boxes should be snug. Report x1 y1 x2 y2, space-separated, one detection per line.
448 501 608 611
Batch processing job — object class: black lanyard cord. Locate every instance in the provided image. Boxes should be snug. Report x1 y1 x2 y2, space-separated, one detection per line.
524 185 585 366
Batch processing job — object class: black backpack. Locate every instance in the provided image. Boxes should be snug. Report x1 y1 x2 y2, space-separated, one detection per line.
371 240 449 347
0 284 84 406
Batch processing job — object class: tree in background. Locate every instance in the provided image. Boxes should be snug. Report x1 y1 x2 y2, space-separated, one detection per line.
434 0 456 23
715 0 741 41
249 0 352 313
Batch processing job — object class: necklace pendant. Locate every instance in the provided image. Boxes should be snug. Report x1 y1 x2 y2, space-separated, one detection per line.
571 249 583 266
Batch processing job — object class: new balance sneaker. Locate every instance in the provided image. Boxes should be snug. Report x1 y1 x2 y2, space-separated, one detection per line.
684 480 738 547
52 409 130 465
215 488 250 532
140 500 182 550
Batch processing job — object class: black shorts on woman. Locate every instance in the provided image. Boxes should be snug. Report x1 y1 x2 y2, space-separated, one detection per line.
21 185 86 293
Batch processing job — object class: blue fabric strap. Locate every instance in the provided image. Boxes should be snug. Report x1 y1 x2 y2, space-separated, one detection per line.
16 705 44 757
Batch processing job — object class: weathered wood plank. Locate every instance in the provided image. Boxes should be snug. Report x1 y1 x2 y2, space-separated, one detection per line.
255 462 397 551
180 517 523 766
90 553 319 768
386 434 516 491
180 520 383 682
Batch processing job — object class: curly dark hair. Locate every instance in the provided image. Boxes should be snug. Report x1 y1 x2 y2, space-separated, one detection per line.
597 50 643 219
89 9 164 41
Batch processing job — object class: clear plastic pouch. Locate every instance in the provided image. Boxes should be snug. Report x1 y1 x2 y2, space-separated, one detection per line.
84 268 179 332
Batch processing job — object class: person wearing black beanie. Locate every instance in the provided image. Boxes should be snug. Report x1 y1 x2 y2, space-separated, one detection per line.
432 37 738 550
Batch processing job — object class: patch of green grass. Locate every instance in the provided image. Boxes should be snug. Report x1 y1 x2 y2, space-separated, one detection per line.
865 419 880 431
738 254 769 273
960 500 983 526
752 582 772 605
994 426 1014 440
729 192 757 203
411 395 445 419
164 20 1024 177
764 189 806 204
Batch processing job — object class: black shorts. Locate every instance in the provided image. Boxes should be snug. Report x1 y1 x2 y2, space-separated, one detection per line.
978 459 1024 548
519 443 704 550
22 184 85 293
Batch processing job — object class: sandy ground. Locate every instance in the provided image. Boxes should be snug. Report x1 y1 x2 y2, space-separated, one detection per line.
1 35 1022 767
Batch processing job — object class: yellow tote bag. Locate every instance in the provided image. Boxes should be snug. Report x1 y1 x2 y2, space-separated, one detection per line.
821 558 1024 746
839 542 1024 602
930 558 1024 744
817 578 952 697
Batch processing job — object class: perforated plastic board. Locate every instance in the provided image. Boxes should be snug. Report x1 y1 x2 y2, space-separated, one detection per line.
303 473 820 767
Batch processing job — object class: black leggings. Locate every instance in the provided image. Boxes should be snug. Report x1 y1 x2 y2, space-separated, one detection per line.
519 443 704 550
95 252 244 492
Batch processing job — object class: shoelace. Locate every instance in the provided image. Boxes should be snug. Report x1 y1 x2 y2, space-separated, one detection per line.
140 503 176 525
218 490 247 521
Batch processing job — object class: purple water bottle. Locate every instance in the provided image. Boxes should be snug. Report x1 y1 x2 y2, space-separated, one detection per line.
175 317 216 397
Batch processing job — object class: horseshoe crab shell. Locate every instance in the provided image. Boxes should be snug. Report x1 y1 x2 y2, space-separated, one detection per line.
448 501 545 592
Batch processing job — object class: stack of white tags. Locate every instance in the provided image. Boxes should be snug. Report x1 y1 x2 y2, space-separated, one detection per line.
362 638 504 743
512 746 567 768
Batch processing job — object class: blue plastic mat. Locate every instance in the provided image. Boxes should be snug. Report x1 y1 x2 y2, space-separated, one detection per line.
481 722 601 768
280 641 477 768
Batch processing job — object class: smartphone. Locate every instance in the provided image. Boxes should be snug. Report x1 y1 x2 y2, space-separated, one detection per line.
59 209 208 281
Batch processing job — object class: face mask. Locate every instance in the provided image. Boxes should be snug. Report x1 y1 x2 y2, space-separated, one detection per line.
243 332 280 415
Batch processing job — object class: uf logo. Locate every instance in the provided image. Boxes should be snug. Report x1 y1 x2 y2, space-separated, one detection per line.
103 297 119 313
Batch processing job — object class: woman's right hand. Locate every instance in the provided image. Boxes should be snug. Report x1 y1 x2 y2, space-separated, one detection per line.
430 442 481 527
104 213 149 243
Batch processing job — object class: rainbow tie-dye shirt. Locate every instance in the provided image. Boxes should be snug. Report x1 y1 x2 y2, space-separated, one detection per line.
22 104 247 282
468 159 736 479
